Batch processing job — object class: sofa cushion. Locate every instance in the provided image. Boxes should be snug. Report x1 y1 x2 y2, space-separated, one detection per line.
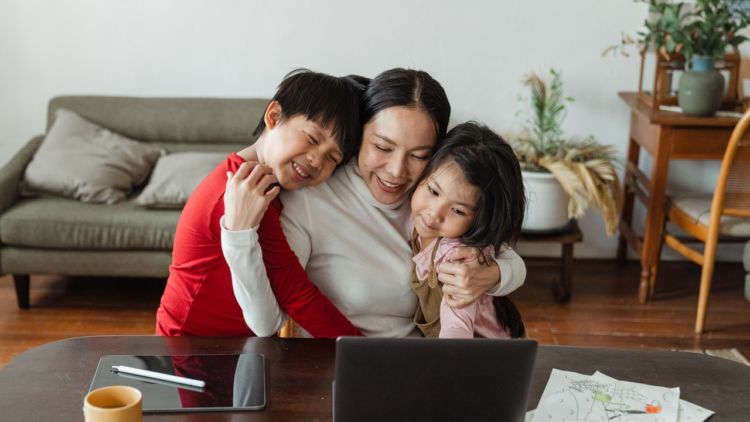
48 96 267 145
136 152 226 208
21 108 164 204
0 197 179 250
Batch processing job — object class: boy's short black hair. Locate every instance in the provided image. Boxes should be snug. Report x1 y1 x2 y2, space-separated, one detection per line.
253 69 364 164
420 122 526 255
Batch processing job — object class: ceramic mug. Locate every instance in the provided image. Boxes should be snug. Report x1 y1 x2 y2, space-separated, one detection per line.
83 385 142 422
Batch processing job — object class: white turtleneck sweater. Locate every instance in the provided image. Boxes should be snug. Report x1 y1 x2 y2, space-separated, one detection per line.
221 161 526 337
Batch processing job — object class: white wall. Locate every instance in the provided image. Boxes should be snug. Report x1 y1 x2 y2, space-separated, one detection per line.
0 0 742 260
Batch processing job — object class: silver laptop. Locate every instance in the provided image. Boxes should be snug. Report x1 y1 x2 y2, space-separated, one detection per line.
333 337 537 422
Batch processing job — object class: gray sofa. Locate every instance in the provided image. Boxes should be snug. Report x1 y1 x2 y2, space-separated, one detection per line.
0 96 267 308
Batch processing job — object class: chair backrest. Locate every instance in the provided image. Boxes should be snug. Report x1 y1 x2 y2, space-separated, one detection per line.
713 109 750 221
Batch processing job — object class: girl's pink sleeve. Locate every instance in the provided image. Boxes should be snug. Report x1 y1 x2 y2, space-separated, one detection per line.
438 298 477 338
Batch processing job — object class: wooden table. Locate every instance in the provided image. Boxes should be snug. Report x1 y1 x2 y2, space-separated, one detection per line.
520 220 583 303
618 92 739 303
2 336 749 421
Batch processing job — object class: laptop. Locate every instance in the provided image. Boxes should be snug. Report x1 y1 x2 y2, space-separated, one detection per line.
333 337 537 422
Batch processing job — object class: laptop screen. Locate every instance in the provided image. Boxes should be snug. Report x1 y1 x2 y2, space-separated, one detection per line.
334 338 537 422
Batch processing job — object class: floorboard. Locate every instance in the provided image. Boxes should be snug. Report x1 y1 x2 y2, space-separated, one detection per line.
1 259 749 368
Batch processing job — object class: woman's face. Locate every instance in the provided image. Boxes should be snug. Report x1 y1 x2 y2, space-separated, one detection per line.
357 106 437 204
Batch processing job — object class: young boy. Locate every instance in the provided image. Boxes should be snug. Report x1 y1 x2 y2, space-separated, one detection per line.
156 70 363 337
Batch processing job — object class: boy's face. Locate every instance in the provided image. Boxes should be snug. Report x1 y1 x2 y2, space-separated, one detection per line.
262 103 344 190
410 160 478 247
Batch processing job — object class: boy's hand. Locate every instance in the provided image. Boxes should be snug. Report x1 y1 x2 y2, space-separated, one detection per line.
224 161 280 231
438 247 500 309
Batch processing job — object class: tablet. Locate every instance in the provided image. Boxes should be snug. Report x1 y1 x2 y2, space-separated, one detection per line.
88 353 266 413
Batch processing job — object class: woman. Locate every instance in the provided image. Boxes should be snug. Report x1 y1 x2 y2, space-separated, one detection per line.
222 68 526 337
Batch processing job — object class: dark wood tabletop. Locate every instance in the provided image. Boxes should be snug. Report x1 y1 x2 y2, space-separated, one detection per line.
1 336 749 421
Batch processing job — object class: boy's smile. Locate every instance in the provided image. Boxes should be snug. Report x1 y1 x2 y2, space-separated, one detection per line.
257 102 343 190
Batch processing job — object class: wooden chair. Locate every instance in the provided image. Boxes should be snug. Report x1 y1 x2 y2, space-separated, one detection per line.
278 319 300 338
662 109 750 334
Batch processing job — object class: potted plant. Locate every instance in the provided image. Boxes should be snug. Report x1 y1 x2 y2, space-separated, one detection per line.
512 69 623 234
610 0 750 116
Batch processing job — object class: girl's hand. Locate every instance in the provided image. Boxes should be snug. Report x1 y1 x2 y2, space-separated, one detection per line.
438 246 500 309
224 161 280 231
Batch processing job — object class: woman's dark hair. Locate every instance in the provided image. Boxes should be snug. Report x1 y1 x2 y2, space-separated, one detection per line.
359 68 451 143
253 69 364 164
420 122 526 255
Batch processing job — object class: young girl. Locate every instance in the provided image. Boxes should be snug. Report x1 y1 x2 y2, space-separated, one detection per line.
410 122 527 339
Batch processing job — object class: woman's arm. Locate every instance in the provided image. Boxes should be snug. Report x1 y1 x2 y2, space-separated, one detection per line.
221 218 287 336
222 167 362 338
438 246 526 308
255 201 362 337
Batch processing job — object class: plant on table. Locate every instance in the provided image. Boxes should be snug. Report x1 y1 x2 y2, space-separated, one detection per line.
606 0 750 61
512 69 623 235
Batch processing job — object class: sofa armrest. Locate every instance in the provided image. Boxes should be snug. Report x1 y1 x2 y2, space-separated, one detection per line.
0 136 43 215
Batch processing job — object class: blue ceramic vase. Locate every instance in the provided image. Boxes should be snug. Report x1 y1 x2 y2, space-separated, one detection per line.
678 56 725 117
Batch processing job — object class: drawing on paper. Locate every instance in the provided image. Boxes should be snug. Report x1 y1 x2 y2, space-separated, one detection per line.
531 369 679 422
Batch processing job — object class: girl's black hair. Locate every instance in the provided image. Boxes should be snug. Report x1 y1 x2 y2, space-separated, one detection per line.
358 68 451 144
253 69 364 164
492 296 527 338
420 122 526 255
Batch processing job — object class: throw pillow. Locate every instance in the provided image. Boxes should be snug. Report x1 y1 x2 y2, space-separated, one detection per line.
22 108 164 204
136 152 226 208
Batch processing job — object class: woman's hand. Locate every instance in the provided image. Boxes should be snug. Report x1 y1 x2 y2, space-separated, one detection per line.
438 246 500 308
224 161 280 231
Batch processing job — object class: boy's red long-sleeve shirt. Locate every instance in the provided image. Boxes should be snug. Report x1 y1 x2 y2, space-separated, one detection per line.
156 153 361 337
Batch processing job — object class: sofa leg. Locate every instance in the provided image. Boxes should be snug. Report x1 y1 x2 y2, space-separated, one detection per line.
13 274 30 309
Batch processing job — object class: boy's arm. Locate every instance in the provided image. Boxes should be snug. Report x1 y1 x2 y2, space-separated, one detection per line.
221 207 362 338
438 297 476 338
256 202 362 337
222 161 361 338
221 217 287 337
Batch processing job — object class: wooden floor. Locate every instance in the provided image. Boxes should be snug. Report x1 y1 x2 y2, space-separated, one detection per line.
1 259 749 368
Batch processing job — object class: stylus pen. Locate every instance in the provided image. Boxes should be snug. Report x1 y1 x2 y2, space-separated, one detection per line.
111 365 206 388
114 371 206 392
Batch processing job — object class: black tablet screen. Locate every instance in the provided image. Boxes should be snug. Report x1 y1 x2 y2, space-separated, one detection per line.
89 354 265 412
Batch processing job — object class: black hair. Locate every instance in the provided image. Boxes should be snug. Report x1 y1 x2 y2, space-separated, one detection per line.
492 296 527 338
419 122 526 255
359 68 451 143
253 69 364 164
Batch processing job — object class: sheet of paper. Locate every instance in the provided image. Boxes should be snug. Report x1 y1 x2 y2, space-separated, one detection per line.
593 372 714 422
531 369 680 422
525 409 535 422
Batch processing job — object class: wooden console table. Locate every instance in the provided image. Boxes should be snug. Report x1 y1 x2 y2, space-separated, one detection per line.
520 220 583 303
618 92 739 303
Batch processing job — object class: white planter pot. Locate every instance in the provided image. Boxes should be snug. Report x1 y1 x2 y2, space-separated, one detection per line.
522 170 570 232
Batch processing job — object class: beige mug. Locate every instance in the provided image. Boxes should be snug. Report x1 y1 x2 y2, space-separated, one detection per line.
83 385 142 422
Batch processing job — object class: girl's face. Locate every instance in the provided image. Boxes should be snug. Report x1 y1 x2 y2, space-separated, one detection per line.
410 160 479 246
357 106 437 204
260 102 344 190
